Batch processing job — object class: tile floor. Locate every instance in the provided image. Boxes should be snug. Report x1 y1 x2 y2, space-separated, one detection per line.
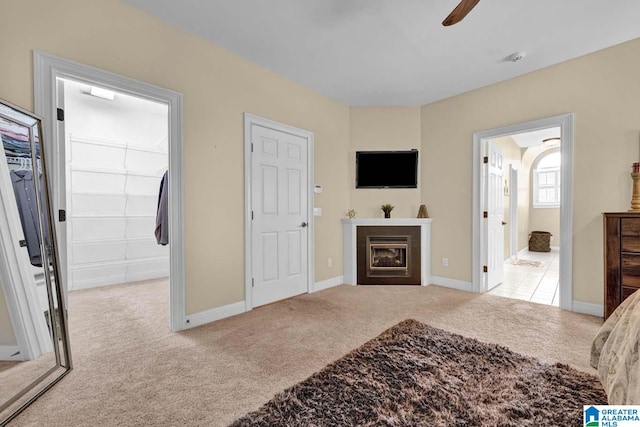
487 249 559 306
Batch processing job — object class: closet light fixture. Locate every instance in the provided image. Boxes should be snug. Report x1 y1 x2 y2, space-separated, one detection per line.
542 137 560 147
88 86 116 100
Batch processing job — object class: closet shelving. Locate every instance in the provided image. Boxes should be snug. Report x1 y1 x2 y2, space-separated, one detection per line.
67 134 168 289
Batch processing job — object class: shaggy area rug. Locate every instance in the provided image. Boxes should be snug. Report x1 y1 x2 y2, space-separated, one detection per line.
230 319 606 426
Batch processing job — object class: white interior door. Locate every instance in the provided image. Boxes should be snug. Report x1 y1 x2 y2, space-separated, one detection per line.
55 79 68 297
485 140 504 290
250 122 309 307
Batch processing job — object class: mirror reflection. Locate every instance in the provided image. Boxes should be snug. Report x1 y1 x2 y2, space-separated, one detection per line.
0 100 71 424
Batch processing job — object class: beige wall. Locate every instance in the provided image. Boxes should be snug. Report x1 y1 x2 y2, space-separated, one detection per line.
0 0 350 315
3 0 639 314
0 284 17 346
349 107 422 218
422 37 640 304
491 136 522 260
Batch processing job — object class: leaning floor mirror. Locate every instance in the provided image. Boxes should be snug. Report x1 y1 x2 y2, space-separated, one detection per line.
0 99 71 425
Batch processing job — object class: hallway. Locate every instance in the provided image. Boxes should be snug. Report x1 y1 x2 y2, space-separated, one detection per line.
487 250 559 306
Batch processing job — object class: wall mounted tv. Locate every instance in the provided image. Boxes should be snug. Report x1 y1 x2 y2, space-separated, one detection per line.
356 150 418 189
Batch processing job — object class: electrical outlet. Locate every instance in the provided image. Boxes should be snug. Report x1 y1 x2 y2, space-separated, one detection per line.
328 258 333 267
442 258 449 267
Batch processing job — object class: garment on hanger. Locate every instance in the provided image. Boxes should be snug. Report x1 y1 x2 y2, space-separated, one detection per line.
155 170 169 245
10 169 48 266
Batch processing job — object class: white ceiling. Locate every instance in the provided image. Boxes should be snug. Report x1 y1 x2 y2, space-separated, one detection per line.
123 0 640 107
510 127 560 148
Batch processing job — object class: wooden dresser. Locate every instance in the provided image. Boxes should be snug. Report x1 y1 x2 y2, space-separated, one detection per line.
603 212 640 319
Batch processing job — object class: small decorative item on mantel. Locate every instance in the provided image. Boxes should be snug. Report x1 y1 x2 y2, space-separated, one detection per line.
631 163 640 212
417 204 429 218
381 204 394 219
345 209 357 219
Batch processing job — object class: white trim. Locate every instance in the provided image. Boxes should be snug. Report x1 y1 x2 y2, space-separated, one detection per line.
572 300 604 317
509 164 518 258
312 276 344 292
0 345 22 361
184 301 246 329
343 218 435 225
32 51 186 332
70 272 169 290
243 113 314 311
472 113 574 312
550 246 560 251
430 276 473 292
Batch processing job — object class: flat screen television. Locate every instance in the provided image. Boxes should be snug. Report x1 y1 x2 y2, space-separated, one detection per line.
356 150 418 188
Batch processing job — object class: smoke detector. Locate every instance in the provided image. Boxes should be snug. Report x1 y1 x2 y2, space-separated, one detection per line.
509 52 527 63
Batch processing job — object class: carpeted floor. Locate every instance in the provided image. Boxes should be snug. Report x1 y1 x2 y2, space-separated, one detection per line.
7 280 603 426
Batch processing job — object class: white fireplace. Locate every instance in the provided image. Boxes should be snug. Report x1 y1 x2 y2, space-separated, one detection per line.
342 218 433 286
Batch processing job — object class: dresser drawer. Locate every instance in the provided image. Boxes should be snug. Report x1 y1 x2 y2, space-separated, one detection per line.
621 218 640 252
622 286 639 302
621 253 640 287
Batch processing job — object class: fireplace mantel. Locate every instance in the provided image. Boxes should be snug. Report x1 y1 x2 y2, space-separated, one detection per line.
342 218 433 286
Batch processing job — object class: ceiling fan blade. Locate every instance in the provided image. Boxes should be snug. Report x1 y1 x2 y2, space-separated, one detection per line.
442 0 480 26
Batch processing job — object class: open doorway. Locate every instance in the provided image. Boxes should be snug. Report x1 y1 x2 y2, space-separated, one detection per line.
472 113 573 312
34 51 185 331
59 78 169 292
485 128 561 306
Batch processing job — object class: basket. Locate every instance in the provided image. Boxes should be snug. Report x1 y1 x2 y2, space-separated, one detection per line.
529 231 552 252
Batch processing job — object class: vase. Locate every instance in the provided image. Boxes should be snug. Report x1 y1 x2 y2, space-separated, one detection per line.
631 172 640 212
384 212 391 219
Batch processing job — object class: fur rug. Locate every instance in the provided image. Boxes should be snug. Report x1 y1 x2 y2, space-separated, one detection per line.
230 319 606 426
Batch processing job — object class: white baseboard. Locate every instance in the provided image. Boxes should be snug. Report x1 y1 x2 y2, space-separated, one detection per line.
0 345 22 361
572 300 604 317
313 276 344 292
430 276 473 292
184 301 246 329
71 271 169 290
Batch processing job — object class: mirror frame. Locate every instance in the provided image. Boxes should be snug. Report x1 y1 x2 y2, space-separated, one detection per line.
0 98 72 425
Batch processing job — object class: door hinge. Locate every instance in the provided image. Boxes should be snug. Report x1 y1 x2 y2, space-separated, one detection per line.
59 209 66 222
251 278 255 288
251 211 254 220
483 156 488 164
483 265 488 273
251 143 254 153
19 240 27 247
56 108 65 121
483 211 488 218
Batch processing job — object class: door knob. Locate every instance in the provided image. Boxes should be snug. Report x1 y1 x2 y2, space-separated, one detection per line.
502 221 507 225
301 222 308 228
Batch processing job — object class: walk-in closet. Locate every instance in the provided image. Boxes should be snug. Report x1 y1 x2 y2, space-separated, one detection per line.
62 79 169 290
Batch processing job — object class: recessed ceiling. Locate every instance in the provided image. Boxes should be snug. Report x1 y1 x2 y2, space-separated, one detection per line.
123 0 640 107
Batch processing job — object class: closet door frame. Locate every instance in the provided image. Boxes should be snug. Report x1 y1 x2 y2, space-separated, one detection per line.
33 51 187 332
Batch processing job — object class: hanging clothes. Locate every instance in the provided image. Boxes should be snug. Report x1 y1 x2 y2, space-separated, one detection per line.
10 169 48 266
155 170 169 245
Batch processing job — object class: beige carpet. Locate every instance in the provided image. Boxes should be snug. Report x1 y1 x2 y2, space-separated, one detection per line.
8 280 603 426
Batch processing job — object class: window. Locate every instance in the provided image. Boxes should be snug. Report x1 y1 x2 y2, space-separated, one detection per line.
533 151 561 208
